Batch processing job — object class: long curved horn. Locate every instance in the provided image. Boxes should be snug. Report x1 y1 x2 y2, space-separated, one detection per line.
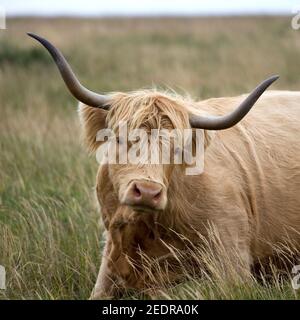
27 33 110 109
189 75 279 130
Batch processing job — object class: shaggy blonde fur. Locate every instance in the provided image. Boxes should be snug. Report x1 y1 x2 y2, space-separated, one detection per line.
79 89 300 299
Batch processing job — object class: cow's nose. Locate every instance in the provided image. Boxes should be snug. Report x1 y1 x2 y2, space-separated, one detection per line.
124 180 164 209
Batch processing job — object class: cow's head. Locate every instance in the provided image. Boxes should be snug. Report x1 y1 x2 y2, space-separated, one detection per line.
28 33 278 215
92 91 194 213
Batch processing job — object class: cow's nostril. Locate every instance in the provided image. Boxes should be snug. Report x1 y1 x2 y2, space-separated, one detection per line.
153 190 162 202
133 184 142 198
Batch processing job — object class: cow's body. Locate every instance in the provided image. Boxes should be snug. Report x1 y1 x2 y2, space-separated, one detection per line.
90 90 300 299
195 91 300 259
28 33 300 300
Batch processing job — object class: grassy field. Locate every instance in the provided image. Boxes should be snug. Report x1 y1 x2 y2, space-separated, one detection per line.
0 16 300 300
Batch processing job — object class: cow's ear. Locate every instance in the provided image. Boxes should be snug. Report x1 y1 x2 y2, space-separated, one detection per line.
78 103 108 153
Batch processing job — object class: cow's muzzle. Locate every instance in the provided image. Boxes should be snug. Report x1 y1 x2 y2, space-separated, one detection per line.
121 180 167 211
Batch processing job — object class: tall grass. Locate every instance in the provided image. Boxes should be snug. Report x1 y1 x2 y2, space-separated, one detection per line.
121 226 300 300
0 16 300 299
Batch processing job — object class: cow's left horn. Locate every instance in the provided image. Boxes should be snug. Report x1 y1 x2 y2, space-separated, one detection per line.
189 75 279 130
27 33 110 109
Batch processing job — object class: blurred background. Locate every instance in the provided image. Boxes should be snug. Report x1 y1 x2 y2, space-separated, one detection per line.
1 1 300 299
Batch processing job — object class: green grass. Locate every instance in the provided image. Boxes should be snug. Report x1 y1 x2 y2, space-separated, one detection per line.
0 16 300 299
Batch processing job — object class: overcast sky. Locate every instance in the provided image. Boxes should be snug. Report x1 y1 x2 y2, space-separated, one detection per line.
1 0 298 16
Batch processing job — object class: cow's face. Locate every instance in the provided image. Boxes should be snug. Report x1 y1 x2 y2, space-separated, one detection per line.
98 93 191 213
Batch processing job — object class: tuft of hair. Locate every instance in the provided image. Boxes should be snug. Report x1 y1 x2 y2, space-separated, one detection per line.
107 90 192 132
78 89 201 153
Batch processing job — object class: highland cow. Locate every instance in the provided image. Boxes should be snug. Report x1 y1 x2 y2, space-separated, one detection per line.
29 33 300 299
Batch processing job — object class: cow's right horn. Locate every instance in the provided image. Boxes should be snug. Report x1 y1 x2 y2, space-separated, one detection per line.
189 75 279 130
27 33 110 109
